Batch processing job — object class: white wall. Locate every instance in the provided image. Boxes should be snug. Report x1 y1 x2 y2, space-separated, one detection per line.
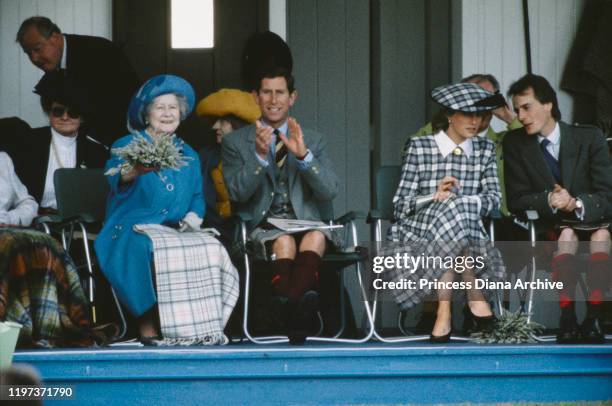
460 0 585 131
268 0 286 40
0 0 111 127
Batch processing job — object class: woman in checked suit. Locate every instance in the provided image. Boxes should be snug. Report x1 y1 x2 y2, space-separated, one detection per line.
387 83 507 342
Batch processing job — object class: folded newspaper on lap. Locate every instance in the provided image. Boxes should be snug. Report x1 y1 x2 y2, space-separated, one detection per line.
267 218 344 232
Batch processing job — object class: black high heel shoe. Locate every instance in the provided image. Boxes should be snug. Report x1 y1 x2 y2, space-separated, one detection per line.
139 335 163 346
429 315 452 343
429 330 451 343
463 305 496 335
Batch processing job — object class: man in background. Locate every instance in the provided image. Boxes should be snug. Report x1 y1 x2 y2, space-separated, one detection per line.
16 16 141 147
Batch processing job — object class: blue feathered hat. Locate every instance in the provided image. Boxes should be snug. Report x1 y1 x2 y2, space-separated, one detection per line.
127 74 195 132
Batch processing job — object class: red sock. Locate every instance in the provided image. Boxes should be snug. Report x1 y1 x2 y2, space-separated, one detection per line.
551 253 577 310
287 251 321 302
587 252 610 305
271 258 293 297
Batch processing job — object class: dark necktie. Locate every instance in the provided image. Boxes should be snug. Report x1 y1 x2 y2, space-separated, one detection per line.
274 129 287 168
540 138 561 183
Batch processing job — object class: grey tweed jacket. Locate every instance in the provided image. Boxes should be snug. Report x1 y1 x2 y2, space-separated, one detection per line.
221 124 338 231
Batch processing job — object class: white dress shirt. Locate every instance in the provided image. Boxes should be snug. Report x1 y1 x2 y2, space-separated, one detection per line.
60 35 67 69
537 122 561 159
0 152 38 226
40 129 77 209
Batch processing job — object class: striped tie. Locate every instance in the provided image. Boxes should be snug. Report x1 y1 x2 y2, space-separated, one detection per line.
274 129 287 168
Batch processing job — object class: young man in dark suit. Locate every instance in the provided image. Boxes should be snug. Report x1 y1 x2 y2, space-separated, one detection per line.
503 74 612 344
16 16 140 147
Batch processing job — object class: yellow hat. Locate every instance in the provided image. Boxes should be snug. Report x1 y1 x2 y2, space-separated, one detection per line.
196 88 261 123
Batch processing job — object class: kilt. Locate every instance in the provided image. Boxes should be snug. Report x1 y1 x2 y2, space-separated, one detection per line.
249 223 343 260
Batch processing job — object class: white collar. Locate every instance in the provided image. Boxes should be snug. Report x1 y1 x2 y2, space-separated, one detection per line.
434 130 473 158
51 127 78 147
538 121 560 145
60 35 67 69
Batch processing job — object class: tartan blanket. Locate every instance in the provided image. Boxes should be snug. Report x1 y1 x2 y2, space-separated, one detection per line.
0 228 94 348
134 224 239 345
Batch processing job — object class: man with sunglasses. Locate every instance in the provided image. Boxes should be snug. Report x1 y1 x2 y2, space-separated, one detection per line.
8 72 108 213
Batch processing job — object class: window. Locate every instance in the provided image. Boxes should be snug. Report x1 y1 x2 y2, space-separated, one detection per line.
171 0 214 49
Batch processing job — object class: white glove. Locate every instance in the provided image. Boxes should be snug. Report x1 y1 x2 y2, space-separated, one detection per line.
180 211 203 232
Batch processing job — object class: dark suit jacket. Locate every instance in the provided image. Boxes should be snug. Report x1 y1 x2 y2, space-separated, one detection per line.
9 126 109 203
503 121 612 224
0 117 30 155
38 34 141 147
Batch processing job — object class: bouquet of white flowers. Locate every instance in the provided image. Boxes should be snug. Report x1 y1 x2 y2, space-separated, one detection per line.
105 134 192 177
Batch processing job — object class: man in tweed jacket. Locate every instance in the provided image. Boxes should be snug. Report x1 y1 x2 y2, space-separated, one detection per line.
222 66 338 343
504 74 612 344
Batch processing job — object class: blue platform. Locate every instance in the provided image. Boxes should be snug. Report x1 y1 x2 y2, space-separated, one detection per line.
12 342 612 405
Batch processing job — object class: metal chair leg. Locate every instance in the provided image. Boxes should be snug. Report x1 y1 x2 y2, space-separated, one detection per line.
526 220 537 323
77 221 127 340
524 217 556 341
110 289 128 340
78 222 97 324
329 270 347 339
241 219 376 344
305 221 376 343
241 222 289 344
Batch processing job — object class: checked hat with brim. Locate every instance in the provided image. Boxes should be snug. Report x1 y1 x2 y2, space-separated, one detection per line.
431 82 506 113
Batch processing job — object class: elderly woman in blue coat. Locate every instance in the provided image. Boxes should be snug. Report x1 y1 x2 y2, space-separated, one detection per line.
95 75 239 344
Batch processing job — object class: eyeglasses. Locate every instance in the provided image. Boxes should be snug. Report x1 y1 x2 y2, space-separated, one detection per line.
50 106 81 119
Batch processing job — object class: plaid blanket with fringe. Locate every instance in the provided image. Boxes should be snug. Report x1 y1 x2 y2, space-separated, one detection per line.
0 228 94 348
134 224 239 345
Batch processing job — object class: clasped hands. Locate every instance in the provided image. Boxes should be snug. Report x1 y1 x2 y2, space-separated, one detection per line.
434 176 460 201
548 184 578 212
255 117 308 161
